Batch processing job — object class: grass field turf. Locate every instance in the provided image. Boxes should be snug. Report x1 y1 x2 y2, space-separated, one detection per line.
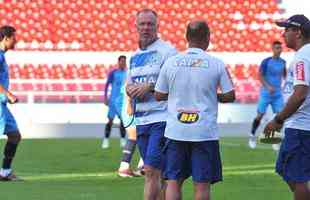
0 138 291 200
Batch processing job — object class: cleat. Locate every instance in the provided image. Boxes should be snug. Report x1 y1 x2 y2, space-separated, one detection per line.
101 139 109 149
118 168 137 178
0 172 23 181
248 135 257 149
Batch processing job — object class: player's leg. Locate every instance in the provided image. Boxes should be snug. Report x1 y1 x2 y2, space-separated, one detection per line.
102 104 116 149
251 95 269 136
193 183 210 200
0 106 22 181
293 183 310 200
137 122 166 200
164 139 189 200
249 96 269 148
192 140 222 200
119 120 126 148
102 117 114 149
270 95 284 151
118 126 138 177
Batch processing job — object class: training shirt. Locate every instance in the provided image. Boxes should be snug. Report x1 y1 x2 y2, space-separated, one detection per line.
155 48 234 141
0 50 9 91
105 68 127 105
283 44 310 131
260 56 286 96
127 39 177 126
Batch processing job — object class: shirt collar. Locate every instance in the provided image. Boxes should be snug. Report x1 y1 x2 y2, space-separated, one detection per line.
186 48 205 54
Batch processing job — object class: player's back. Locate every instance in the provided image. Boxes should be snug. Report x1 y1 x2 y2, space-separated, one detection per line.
162 48 230 141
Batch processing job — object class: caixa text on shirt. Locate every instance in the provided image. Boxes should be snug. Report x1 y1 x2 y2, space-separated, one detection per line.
132 74 158 84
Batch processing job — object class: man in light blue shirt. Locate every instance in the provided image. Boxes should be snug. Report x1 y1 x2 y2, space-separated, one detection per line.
155 20 235 200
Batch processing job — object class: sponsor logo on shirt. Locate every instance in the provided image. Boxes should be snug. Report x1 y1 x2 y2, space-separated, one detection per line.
175 58 209 68
177 112 199 123
295 61 305 81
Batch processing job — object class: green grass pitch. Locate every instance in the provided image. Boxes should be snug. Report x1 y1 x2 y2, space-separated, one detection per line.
0 138 291 200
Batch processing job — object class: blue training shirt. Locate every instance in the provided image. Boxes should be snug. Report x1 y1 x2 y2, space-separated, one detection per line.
260 56 286 96
0 50 9 91
105 68 126 104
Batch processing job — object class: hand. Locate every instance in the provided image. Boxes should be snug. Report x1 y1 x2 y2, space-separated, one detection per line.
7 92 18 104
267 86 275 94
263 120 282 138
126 83 152 99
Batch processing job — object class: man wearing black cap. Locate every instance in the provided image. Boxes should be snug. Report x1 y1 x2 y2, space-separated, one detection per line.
264 14 310 200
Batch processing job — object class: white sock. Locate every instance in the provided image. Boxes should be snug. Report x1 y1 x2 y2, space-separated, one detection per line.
0 168 12 177
119 162 130 170
137 158 144 169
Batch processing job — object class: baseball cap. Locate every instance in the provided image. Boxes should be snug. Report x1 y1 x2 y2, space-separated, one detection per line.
276 14 310 28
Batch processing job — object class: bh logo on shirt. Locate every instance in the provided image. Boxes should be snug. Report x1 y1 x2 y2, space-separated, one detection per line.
177 112 199 124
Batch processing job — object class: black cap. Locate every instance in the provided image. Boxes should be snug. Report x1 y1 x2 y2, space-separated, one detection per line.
276 14 310 28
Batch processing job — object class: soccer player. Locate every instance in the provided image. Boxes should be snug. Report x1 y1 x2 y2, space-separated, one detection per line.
264 14 310 200
155 20 235 200
102 55 127 149
0 26 22 181
249 41 286 149
126 9 177 200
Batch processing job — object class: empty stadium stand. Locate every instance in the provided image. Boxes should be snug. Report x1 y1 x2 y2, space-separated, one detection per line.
9 63 261 103
0 0 284 52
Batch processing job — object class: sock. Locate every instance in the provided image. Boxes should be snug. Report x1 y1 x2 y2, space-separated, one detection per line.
251 118 261 136
105 123 112 138
119 121 126 138
137 157 144 169
2 141 18 170
121 139 136 164
119 162 130 170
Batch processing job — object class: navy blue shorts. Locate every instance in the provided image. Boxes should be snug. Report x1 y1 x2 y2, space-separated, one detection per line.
136 122 166 170
163 139 222 184
276 128 310 183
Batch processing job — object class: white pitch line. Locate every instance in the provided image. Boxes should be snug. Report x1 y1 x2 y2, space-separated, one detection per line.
17 165 276 181
19 172 116 180
221 142 276 150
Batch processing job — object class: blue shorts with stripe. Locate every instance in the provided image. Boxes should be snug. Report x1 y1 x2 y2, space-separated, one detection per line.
276 128 310 183
136 122 166 170
163 139 222 183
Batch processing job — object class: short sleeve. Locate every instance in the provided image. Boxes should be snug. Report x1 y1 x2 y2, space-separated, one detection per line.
293 59 310 86
155 61 169 94
259 58 269 76
219 62 234 93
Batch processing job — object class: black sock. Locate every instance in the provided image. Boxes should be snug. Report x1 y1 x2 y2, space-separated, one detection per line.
105 123 112 138
2 142 18 169
121 139 136 163
119 121 126 138
251 119 261 136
